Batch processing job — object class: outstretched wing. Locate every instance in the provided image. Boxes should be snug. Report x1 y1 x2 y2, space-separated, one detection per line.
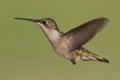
63 18 109 52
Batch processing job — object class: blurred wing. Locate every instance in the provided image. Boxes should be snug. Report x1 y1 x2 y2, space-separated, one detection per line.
63 18 109 51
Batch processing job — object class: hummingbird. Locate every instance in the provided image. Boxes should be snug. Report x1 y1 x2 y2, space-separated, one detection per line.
14 17 109 65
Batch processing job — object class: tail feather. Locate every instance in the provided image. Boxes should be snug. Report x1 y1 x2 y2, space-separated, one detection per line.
76 47 109 63
95 57 109 63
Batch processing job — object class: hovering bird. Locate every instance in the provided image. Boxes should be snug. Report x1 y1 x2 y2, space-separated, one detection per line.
14 17 109 65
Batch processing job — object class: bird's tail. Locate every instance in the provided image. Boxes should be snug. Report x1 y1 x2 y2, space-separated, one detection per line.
76 47 109 63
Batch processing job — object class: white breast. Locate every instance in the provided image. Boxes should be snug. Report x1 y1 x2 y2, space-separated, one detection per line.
37 22 60 43
37 22 70 58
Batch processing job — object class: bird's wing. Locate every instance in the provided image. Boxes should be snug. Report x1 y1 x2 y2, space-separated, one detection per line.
63 18 109 52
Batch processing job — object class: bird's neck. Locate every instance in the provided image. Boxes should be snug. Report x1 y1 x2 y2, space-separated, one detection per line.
41 27 61 42
37 23 63 47
45 29 61 42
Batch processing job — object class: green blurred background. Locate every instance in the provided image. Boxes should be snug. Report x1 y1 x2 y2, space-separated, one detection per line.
0 0 119 80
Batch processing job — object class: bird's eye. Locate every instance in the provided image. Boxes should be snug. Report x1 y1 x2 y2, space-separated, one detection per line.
41 21 46 24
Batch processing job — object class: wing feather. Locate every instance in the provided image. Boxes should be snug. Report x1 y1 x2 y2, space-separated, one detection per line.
63 18 109 51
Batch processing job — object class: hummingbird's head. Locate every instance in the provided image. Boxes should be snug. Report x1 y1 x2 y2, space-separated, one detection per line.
38 18 59 30
14 17 59 30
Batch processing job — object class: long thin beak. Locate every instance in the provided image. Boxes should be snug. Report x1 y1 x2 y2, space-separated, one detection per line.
14 17 36 22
